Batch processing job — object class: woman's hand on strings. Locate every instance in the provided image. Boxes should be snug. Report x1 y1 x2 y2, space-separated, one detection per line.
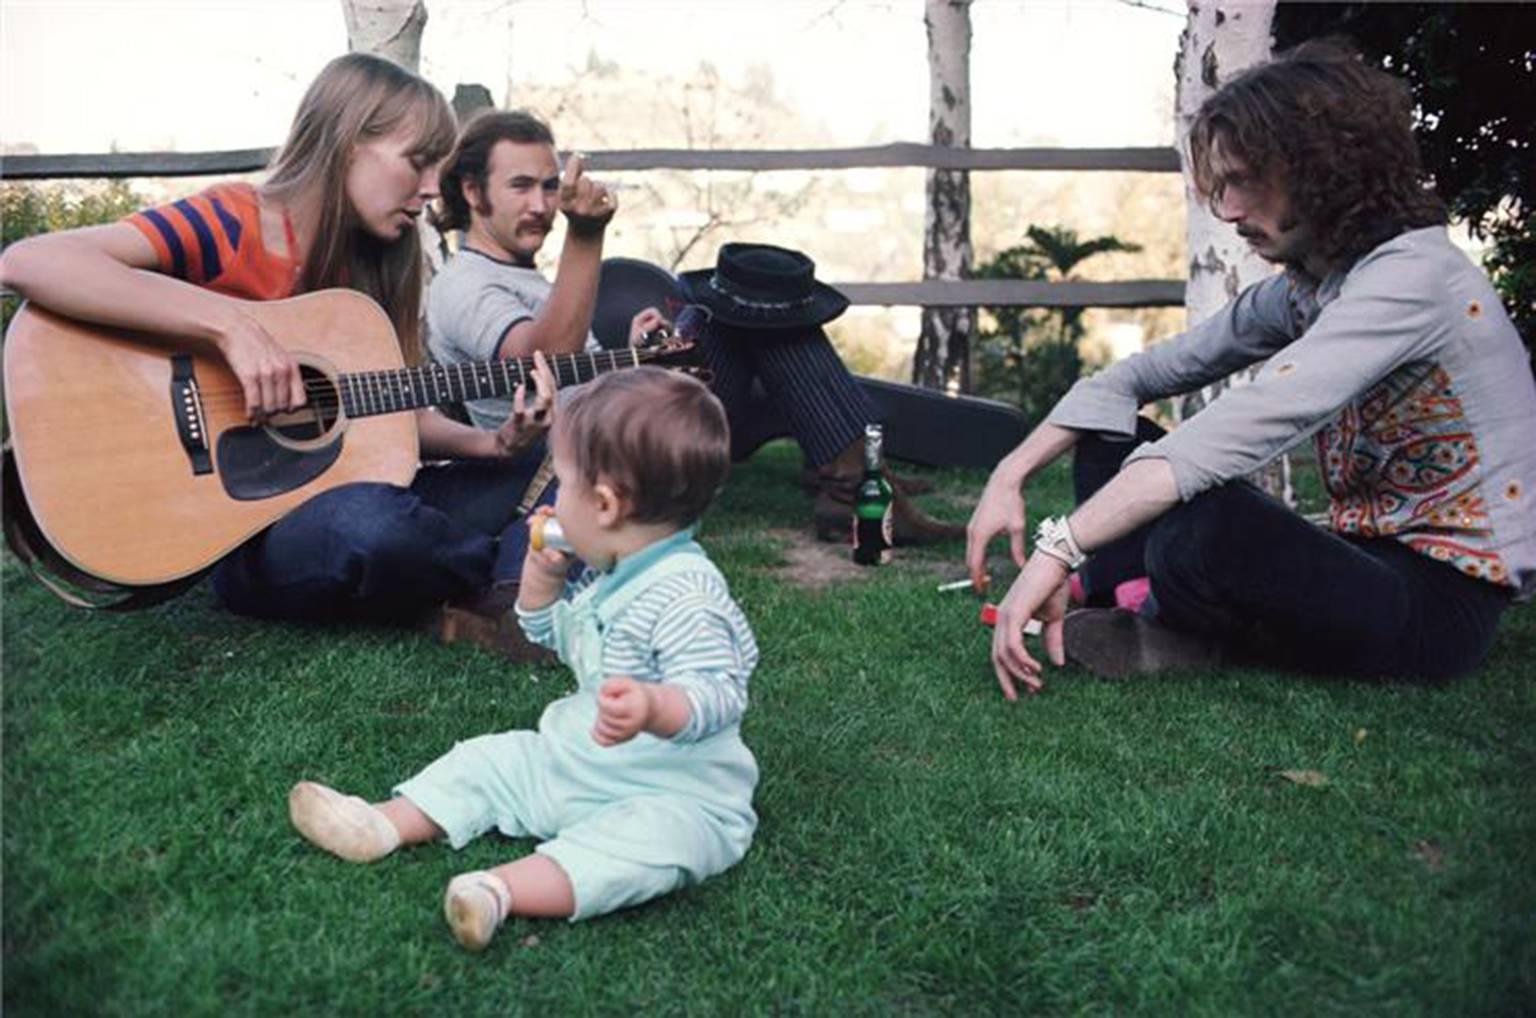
216 311 306 420
494 349 557 457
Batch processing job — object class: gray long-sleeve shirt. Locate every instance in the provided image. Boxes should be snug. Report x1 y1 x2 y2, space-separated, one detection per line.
1048 226 1536 600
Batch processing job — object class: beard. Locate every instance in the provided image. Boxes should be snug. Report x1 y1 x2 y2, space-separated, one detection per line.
1242 215 1315 273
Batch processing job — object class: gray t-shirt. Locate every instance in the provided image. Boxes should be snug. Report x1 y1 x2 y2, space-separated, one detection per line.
426 247 598 430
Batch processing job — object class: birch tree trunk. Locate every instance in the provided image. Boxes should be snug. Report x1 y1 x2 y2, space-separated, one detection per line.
1174 0 1292 503
912 0 972 394
342 0 428 71
340 1 449 292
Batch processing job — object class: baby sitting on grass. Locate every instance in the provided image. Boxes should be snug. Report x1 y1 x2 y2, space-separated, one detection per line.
288 367 760 950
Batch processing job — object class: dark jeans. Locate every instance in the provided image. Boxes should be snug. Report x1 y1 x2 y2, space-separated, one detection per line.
1075 420 1510 681
212 446 553 624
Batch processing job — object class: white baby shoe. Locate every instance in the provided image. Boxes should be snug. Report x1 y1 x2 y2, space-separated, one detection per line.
287 781 402 863
443 871 513 951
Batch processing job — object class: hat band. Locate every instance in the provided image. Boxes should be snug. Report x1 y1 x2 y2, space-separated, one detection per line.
708 273 816 311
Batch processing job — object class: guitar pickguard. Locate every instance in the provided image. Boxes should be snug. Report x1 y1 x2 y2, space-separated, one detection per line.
216 426 343 501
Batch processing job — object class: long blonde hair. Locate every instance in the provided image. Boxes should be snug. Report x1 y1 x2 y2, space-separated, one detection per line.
264 53 456 364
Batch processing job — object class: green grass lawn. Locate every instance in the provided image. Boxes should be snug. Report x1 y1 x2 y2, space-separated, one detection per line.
4 441 1533 1016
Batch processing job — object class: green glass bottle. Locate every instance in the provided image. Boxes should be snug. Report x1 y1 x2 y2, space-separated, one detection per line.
852 423 893 566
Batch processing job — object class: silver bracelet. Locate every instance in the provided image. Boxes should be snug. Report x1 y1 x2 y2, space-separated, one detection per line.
1033 515 1088 571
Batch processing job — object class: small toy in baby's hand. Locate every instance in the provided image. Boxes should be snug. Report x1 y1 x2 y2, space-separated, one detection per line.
529 515 575 554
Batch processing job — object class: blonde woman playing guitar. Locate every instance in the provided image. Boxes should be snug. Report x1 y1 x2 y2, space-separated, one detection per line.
0 54 629 640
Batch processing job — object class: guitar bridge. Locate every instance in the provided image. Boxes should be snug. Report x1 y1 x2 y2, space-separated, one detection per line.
170 354 213 475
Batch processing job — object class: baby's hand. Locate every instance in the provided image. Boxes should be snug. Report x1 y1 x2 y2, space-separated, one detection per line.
593 675 649 747
517 506 570 610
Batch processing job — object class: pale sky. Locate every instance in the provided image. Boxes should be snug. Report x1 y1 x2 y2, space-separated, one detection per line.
1 0 1186 155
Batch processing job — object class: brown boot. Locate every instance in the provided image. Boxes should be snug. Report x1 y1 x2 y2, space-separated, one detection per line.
424 582 557 664
1062 608 1225 678
810 440 965 546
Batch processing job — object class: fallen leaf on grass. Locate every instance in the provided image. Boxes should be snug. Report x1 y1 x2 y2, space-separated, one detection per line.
1353 728 1368 744
520 933 542 949
1277 769 1328 787
1062 893 1098 912
1412 839 1445 870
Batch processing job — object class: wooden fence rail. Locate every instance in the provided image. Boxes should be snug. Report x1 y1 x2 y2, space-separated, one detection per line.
0 144 1187 310
0 144 1182 180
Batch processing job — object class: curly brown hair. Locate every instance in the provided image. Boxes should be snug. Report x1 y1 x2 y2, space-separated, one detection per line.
1188 39 1446 270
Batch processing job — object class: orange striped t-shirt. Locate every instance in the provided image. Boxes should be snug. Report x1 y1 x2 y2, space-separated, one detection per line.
125 182 300 301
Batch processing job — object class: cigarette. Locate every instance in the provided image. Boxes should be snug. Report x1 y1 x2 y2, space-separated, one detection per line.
936 578 974 592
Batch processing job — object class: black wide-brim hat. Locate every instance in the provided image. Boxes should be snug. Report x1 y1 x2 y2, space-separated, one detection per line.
677 242 850 329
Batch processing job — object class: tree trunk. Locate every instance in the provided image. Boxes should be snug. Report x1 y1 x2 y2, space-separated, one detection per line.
342 0 428 71
341 0 442 319
1174 0 1292 504
913 0 972 394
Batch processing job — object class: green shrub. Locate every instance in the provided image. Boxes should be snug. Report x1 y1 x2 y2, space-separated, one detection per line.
973 225 1140 425
1 178 143 244
1 179 145 330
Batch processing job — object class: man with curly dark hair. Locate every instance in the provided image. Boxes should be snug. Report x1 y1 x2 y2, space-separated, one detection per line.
965 41 1536 697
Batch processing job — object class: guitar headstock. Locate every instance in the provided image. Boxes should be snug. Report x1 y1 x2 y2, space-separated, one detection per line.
637 338 699 367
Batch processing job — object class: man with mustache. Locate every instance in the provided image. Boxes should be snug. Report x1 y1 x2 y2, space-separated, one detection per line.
427 111 639 431
423 110 633 657
967 40 1535 697
427 110 965 655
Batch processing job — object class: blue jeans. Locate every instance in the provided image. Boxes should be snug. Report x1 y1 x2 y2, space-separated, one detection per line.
211 448 555 624
1075 422 1510 681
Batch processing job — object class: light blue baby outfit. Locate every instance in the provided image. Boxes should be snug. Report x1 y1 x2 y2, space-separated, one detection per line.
395 530 759 921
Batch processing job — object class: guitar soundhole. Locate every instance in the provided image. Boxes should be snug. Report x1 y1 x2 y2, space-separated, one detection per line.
271 365 343 442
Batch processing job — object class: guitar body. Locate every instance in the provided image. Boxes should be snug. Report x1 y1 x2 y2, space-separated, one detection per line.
3 290 418 586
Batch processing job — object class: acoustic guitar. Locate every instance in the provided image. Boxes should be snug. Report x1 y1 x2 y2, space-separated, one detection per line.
2 289 694 588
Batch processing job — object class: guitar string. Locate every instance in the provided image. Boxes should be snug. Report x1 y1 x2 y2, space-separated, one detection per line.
191 359 635 410
189 346 685 416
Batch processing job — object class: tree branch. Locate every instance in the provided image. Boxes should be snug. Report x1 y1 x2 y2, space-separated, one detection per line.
1112 0 1183 17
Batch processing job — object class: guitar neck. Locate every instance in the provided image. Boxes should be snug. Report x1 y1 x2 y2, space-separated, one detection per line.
338 347 656 419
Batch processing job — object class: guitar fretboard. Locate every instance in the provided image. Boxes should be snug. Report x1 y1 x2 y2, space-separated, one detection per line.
338 346 675 419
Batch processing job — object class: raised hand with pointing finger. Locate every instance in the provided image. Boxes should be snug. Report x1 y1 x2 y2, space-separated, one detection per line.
559 153 616 238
